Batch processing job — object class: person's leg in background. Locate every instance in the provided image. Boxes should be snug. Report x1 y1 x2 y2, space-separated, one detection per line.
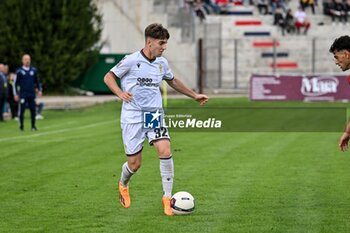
27 97 37 130
36 102 45 120
18 97 27 130
0 94 5 121
8 95 17 119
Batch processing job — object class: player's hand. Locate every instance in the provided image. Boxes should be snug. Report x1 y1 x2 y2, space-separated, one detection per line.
14 95 19 102
38 91 43 97
118 92 133 102
338 132 350 152
194 94 209 106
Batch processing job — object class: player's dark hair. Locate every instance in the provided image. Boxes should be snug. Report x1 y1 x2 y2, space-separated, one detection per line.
145 23 170 40
329 36 350 53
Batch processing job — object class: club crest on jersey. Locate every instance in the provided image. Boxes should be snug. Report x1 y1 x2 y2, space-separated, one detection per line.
137 63 141 68
144 110 162 128
159 64 163 73
30 70 34 76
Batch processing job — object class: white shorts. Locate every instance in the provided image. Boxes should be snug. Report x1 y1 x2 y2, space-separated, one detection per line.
121 123 171 156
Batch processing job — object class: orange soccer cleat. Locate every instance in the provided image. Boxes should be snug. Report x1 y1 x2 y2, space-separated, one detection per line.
162 196 173 216
118 181 130 208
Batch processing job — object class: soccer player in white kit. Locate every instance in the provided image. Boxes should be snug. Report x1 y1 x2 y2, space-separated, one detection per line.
104 23 209 216
329 36 350 152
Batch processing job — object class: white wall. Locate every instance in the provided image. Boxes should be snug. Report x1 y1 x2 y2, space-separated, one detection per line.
96 0 197 89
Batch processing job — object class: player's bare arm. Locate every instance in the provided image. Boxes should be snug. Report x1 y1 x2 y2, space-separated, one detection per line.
339 121 350 152
103 71 133 102
166 77 209 105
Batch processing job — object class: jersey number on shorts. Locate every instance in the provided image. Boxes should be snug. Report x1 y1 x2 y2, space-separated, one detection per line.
154 127 168 138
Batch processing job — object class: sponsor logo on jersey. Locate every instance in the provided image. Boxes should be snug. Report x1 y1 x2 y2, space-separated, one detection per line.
136 77 159 87
301 76 338 97
144 110 162 128
159 64 162 73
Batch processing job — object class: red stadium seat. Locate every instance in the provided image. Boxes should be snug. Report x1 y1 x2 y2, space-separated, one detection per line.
253 41 280 48
233 0 243 5
216 0 230 4
235 20 262 26
269 62 298 69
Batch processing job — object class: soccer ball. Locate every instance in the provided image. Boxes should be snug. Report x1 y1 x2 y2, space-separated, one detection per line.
171 191 195 215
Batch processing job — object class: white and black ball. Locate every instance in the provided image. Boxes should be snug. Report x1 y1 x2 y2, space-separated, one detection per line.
171 191 195 215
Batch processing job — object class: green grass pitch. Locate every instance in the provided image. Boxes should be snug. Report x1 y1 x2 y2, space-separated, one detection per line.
1 98 350 233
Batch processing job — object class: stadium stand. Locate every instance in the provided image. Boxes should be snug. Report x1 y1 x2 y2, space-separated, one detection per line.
200 0 348 91
98 0 349 93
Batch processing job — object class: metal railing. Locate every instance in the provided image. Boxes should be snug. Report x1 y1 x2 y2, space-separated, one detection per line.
202 28 341 90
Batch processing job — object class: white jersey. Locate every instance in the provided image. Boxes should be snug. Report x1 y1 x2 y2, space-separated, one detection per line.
110 50 174 123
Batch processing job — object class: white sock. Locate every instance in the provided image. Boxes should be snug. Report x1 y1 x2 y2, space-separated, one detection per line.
120 162 134 187
160 155 174 197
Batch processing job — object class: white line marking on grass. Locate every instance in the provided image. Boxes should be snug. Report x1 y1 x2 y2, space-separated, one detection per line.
0 120 117 143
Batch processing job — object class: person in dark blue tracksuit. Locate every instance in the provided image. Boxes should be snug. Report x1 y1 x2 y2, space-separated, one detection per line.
0 64 8 122
13 54 42 131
